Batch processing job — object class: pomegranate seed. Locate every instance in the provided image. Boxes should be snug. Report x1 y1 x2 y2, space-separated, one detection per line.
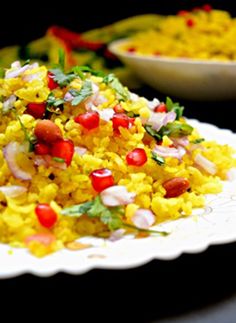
34 143 50 155
112 113 130 131
50 139 74 166
177 10 189 16
126 148 147 166
186 18 195 27
127 47 136 53
113 104 125 113
90 168 114 192
154 103 167 113
202 4 212 12
35 203 57 228
26 102 46 119
47 71 58 90
74 111 100 130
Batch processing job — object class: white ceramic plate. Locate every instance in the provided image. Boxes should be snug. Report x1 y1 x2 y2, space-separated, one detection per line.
1 119 236 279
109 39 236 101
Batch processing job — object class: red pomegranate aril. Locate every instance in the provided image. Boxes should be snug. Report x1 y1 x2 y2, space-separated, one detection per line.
74 111 100 130
127 47 136 53
112 113 130 131
202 4 212 12
126 148 147 166
50 139 74 166
35 203 57 228
90 168 114 192
177 10 189 16
26 102 46 119
154 103 167 113
113 104 125 114
186 18 195 27
47 71 58 90
34 143 50 155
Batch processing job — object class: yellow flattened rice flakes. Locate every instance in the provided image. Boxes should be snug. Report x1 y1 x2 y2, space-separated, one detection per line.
0 59 235 257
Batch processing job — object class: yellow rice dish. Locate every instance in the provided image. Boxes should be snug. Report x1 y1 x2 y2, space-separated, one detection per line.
0 57 235 257
121 6 236 61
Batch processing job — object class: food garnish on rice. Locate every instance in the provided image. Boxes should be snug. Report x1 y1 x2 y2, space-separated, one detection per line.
0 55 235 257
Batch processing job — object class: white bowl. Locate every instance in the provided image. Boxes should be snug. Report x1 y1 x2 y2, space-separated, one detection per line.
109 39 236 101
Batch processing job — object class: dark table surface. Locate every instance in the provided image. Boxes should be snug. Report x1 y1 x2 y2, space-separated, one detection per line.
1 86 236 322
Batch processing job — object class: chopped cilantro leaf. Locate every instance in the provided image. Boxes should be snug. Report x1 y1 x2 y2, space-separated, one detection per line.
52 157 65 163
73 65 105 77
144 125 162 141
49 68 75 88
160 122 193 137
151 152 165 166
47 92 64 107
70 80 93 106
190 138 205 144
166 97 184 120
103 74 130 101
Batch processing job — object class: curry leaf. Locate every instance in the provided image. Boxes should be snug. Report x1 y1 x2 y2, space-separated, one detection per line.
160 122 193 138
144 125 162 141
151 152 165 166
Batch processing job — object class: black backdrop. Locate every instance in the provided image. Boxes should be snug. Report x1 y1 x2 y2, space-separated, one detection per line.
1 1 236 322
1 0 236 47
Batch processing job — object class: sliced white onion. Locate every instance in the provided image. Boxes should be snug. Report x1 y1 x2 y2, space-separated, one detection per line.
3 95 17 114
132 209 155 229
226 168 236 181
64 92 74 102
146 98 160 111
34 155 66 170
91 82 99 95
109 229 126 241
5 64 30 79
171 136 189 147
3 142 32 181
146 111 176 131
22 72 41 82
11 61 21 69
194 153 217 175
74 146 87 156
0 185 27 198
93 94 108 106
100 185 136 207
129 92 139 102
28 62 39 69
153 145 186 160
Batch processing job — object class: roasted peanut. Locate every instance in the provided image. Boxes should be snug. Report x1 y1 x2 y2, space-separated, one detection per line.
34 120 62 143
163 177 190 198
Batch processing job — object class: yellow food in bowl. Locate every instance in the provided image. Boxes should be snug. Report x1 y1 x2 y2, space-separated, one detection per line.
0 58 235 257
121 7 236 61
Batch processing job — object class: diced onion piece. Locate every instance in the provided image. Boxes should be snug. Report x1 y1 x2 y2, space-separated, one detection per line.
3 95 16 114
100 185 136 206
146 98 160 110
74 146 87 156
109 229 126 241
3 142 32 181
153 145 186 160
171 136 189 147
146 111 176 131
5 64 30 79
0 185 27 197
194 153 217 175
132 209 155 229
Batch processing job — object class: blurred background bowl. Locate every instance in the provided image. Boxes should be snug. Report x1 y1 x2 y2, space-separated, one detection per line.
109 39 236 101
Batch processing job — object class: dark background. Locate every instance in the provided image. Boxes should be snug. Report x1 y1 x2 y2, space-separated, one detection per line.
1 1 236 322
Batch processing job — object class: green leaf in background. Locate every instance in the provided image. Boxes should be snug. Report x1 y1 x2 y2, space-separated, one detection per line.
58 48 65 70
166 97 184 120
73 65 105 78
0 67 5 78
70 80 93 106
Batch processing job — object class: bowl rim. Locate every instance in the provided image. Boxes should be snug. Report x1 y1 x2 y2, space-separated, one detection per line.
109 38 236 67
